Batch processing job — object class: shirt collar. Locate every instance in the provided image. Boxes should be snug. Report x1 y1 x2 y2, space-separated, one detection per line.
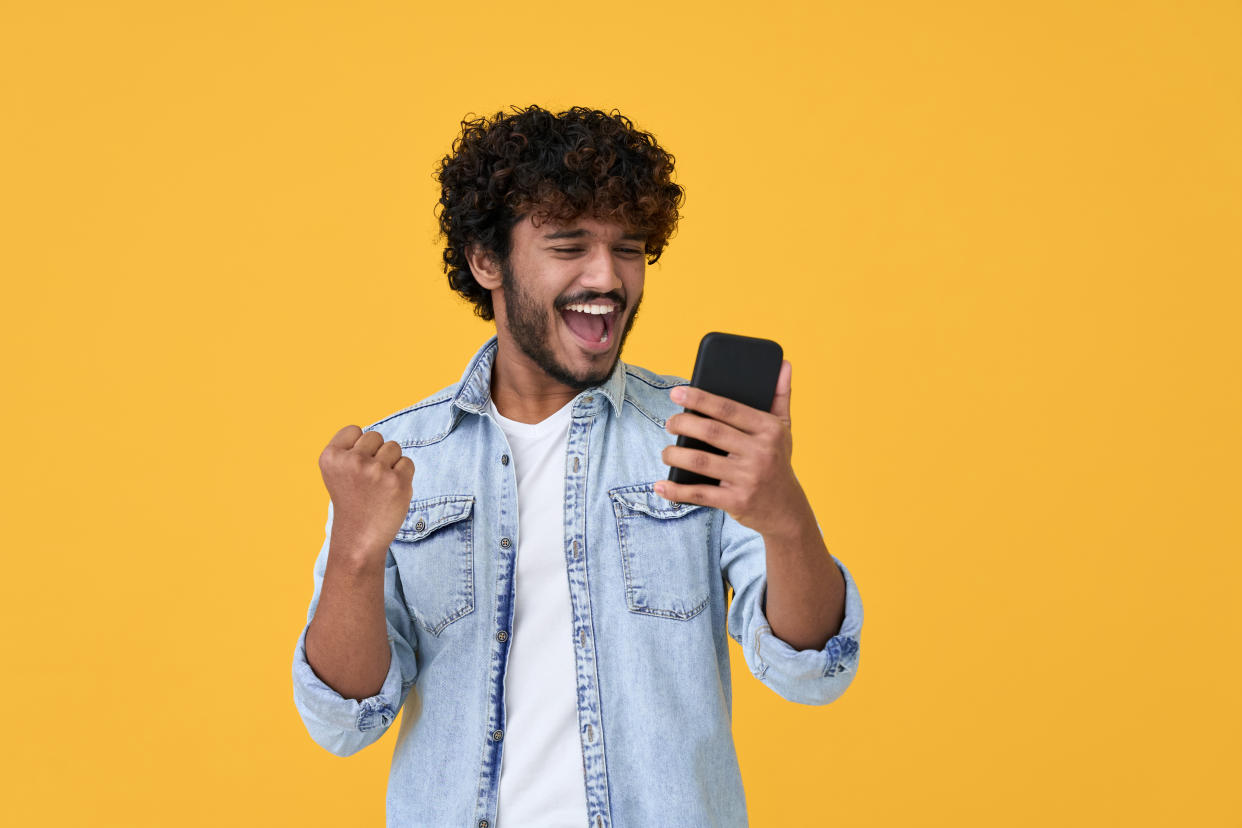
450 335 627 422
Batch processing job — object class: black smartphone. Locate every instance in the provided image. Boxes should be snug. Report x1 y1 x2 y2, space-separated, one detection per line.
667 332 784 486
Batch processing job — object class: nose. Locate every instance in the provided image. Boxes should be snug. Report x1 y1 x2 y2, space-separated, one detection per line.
577 243 623 296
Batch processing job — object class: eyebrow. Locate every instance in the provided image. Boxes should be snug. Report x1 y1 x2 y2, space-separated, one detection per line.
543 229 647 242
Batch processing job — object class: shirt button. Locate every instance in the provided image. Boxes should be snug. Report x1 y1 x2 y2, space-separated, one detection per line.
493 729 504 741
500 537 511 549
500 454 509 465
497 630 508 643
414 518 425 531
479 821 489 828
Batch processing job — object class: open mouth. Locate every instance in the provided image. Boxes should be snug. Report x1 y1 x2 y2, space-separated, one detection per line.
558 303 620 352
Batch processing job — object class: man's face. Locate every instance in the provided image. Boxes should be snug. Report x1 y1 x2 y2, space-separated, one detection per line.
495 213 646 392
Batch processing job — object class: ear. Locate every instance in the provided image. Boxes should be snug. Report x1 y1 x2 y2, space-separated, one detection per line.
464 243 503 291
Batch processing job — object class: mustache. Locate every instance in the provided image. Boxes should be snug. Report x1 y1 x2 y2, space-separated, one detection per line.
557 293 625 309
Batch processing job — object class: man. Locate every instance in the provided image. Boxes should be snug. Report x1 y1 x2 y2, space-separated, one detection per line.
292 104 864 827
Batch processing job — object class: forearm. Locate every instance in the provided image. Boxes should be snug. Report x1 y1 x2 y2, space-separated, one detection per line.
762 511 846 651
304 537 392 701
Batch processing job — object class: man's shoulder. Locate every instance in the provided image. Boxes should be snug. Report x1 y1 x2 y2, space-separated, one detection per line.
360 380 460 443
621 361 690 426
623 361 688 393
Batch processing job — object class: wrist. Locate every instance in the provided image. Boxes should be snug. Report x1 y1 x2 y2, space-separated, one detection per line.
760 507 821 551
328 532 389 576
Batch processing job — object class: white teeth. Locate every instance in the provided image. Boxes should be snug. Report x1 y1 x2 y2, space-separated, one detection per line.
561 302 614 345
564 303 616 315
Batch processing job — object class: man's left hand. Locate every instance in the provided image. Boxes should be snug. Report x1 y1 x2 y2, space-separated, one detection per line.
657 359 814 537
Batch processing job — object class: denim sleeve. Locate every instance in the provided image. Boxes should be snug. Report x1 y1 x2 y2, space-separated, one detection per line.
720 512 863 705
291 500 419 757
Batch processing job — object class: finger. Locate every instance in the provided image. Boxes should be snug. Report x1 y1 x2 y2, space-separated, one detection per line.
661 444 736 484
665 410 749 455
375 440 405 467
653 479 727 510
770 360 792 425
353 429 385 456
670 385 768 434
328 424 363 449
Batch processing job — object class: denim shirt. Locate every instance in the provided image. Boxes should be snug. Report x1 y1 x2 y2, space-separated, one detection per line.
291 335 864 828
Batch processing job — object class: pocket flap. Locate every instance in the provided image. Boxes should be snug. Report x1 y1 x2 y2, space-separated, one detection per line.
609 484 707 519
396 495 475 541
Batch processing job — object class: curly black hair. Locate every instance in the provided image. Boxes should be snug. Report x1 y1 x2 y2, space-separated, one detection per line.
434 105 685 321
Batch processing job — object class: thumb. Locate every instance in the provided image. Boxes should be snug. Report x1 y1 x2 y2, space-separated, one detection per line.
770 360 792 425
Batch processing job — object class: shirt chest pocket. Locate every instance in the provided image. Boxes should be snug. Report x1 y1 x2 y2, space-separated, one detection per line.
609 483 714 621
390 495 476 636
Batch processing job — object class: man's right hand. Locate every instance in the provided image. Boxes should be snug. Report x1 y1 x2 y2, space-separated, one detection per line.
318 425 415 569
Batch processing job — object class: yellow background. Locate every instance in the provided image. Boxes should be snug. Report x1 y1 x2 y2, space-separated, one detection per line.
3 1 1239 825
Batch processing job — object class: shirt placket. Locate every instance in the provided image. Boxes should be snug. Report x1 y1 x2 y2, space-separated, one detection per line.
564 394 612 828
474 422 520 827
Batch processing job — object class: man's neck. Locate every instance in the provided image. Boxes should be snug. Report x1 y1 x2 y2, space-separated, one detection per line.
488 345 579 425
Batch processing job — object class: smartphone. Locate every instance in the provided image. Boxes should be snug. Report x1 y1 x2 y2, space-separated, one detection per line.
667 332 784 486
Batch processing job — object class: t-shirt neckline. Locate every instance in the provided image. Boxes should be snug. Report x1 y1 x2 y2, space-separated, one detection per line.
486 395 576 436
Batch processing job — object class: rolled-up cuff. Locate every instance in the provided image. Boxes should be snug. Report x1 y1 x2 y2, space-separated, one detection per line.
751 554 863 705
291 621 409 748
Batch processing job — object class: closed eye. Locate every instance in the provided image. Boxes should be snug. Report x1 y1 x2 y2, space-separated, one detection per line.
552 247 645 255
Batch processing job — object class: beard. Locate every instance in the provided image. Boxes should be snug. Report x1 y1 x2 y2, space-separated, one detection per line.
499 257 642 392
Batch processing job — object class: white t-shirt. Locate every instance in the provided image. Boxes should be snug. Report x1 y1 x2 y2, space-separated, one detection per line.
486 395 589 827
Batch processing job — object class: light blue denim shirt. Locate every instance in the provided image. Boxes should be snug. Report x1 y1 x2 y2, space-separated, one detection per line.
292 335 864 827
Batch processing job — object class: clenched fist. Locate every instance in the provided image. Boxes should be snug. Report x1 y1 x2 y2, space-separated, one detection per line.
318 424 415 568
